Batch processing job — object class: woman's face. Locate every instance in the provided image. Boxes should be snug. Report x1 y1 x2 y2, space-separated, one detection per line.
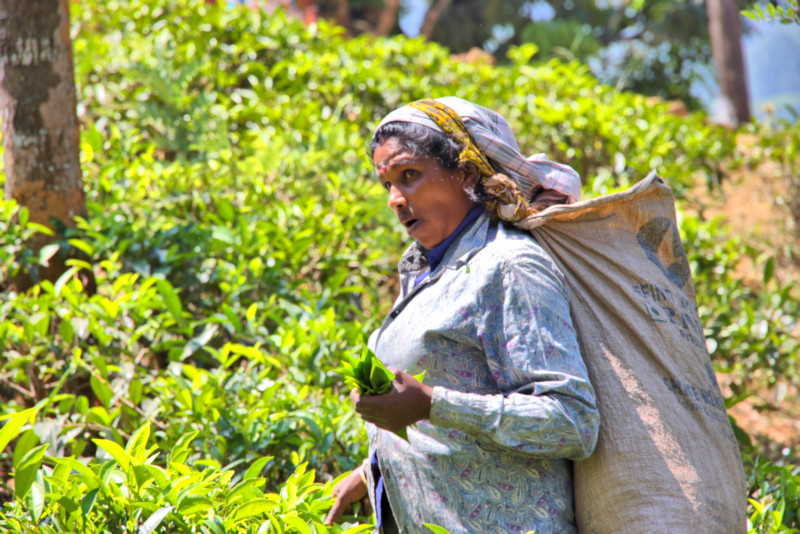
373 138 479 249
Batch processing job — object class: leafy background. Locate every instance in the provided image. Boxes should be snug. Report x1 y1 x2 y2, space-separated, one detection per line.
0 0 799 532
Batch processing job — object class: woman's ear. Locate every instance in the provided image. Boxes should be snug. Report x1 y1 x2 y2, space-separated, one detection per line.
460 161 480 188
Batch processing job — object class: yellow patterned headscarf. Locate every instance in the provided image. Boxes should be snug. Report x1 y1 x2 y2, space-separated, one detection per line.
406 99 537 222
376 98 582 222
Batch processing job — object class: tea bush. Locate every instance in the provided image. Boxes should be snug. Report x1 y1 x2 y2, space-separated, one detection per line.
1 0 798 531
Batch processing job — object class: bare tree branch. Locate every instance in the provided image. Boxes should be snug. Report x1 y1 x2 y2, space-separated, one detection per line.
374 0 400 36
334 0 351 34
706 0 750 126
420 0 452 39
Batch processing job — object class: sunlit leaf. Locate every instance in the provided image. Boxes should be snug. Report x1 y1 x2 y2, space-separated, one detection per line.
282 515 312 534
140 505 173 534
14 444 48 499
90 375 113 409
54 266 79 296
243 456 274 481
177 494 215 515
94 439 137 472
12 428 39 470
0 408 37 454
217 198 236 223
234 498 277 520
25 479 45 522
38 243 61 265
423 523 451 534
155 278 187 328
125 422 151 463
81 488 99 520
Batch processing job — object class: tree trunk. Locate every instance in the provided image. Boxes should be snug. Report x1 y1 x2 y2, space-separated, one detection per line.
706 0 751 126
333 0 351 34
374 0 400 36
0 0 90 291
420 0 452 39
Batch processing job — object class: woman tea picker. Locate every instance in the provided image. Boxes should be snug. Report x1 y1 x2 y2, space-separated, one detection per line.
325 98 600 534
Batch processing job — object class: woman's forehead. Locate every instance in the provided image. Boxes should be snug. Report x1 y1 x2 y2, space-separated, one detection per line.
373 138 416 168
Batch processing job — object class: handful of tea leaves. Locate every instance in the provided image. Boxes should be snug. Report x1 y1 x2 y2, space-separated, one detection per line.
337 345 424 442
338 345 395 395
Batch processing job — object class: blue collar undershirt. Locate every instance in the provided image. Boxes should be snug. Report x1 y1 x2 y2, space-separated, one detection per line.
414 205 484 287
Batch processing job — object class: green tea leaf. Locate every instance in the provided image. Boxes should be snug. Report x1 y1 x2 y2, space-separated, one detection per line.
81 488 99 520
94 439 137 472
38 243 61 265
337 345 398 396
282 515 312 534
170 431 199 464
234 498 277 520
27 480 45 521
13 428 40 470
335 365 357 380
155 278 187 328
369 363 394 391
341 525 375 533
177 494 215 515
217 198 236 223
243 456 273 481
0 408 37 454
373 382 393 395
203 518 226 534
763 256 775 285
140 505 173 534
15 444 48 499
125 421 151 463
395 428 409 442
53 266 79 296
54 457 104 491
228 479 266 505
90 375 113 409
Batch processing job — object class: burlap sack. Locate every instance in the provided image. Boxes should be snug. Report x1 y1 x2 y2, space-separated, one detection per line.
519 172 747 533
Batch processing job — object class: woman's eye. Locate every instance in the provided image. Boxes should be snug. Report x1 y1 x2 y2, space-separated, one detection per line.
383 181 392 191
402 169 419 181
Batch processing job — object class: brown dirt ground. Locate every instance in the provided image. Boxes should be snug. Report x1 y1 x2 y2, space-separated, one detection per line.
688 133 800 456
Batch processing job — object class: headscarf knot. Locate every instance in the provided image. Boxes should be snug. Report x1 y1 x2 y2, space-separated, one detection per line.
376 97 581 223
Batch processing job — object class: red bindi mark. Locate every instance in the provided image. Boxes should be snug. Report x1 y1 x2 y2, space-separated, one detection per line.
380 165 387 173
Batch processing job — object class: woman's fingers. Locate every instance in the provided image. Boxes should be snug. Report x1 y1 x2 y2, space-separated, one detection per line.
324 467 368 525
350 371 433 431
324 494 348 525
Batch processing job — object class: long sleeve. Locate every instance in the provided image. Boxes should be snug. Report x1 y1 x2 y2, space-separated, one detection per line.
369 216 597 533
428 252 599 460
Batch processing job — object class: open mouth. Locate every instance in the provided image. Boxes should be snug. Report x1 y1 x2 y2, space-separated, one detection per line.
404 219 419 230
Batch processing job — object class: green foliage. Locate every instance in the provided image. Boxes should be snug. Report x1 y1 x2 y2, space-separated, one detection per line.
752 115 800 237
337 346 426 441
519 19 602 62
743 1 800 25
428 0 529 54
745 452 800 532
681 214 799 392
0 202 56 283
0 0 797 531
516 0 712 108
0 420 372 533
337 346 395 396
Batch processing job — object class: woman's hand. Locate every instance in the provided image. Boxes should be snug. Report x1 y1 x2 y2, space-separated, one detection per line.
351 370 433 433
324 466 371 525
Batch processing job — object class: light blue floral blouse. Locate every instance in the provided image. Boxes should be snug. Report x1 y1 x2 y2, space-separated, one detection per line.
366 213 600 534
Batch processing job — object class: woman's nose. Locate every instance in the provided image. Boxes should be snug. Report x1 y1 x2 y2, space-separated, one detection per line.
387 185 406 209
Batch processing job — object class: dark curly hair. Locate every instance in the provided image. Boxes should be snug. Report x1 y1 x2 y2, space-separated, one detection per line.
370 121 486 202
